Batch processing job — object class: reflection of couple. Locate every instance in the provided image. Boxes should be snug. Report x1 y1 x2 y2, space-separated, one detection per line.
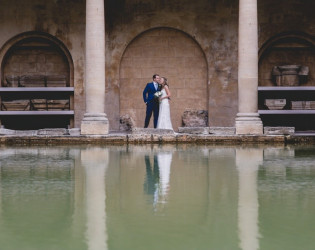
143 74 173 130
144 152 172 207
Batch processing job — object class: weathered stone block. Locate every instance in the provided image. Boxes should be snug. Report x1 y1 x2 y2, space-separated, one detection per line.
0 128 15 135
264 126 295 135
38 128 69 136
81 113 109 135
178 127 209 134
182 109 208 127
68 128 81 136
132 128 174 134
209 127 235 135
13 130 38 136
120 114 136 131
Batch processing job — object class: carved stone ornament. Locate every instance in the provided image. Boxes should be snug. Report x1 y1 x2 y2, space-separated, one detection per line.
272 65 309 86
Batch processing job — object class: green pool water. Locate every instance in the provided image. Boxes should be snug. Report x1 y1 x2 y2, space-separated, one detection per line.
0 145 314 250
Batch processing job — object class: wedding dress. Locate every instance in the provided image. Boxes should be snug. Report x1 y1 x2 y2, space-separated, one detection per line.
157 88 173 130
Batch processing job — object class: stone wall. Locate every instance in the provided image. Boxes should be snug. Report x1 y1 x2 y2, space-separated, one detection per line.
0 0 85 128
0 0 314 130
3 39 69 85
106 0 239 129
258 0 315 86
120 28 208 129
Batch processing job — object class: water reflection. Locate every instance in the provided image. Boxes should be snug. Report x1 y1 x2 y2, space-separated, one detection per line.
0 161 2 220
0 145 314 250
144 151 173 209
236 148 262 250
144 155 159 198
81 148 109 250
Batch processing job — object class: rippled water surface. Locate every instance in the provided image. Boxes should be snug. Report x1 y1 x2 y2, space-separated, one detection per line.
0 145 314 250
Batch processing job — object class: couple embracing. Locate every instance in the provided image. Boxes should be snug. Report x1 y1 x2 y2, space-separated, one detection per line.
143 74 173 130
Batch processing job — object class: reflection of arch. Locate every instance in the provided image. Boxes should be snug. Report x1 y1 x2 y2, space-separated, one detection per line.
119 27 208 129
0 31 74 87
259 32 315 86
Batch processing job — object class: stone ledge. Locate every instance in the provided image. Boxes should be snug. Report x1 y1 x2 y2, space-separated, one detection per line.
0 128 15 135
0 133 290 145
68 128 81 136
264 126 295 135
132 128 175 135
38 128 69 136
209 127 236 135
178 127 209 134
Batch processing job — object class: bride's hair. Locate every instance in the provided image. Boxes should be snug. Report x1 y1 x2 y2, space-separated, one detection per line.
162 77 169 87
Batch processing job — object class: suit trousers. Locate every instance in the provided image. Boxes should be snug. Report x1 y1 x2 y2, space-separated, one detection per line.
144 99 159 128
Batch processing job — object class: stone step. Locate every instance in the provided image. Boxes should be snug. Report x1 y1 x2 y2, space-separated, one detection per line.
132 128 174 135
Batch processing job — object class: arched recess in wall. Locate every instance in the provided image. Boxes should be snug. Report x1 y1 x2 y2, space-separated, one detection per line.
0 32 74 130
119 27 208 130
259 32 315 86
258 32 315 131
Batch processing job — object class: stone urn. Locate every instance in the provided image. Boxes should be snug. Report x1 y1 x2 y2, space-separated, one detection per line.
272 65 309 86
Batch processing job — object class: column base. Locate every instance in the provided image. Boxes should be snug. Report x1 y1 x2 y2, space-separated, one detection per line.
81 113 109 135
235 113 263 135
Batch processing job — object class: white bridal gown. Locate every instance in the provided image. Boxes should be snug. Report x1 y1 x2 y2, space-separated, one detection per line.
157 88 173 130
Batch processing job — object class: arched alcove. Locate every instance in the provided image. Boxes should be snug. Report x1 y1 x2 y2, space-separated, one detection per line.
258 33 315 131
0 32 74 130
259 33 315 86
119 27 208 130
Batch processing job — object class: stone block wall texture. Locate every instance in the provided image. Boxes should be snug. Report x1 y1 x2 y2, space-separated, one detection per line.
259 48 315 86
0 0 314 130
3 41 69 85
0 0 85 128
120 28 208 129
258 0 315 86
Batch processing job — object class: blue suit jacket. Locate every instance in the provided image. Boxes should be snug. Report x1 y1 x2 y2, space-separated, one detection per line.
143 82 160 104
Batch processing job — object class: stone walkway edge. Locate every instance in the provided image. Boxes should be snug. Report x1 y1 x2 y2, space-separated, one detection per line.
1 133 315 145
0 127 314 145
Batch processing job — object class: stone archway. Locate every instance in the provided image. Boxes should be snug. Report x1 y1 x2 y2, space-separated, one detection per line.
259 33 315 86
119 28 208 130
0 32 74 130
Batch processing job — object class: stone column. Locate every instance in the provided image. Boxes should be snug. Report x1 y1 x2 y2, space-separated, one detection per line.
235 0 263 134
81 0 109 135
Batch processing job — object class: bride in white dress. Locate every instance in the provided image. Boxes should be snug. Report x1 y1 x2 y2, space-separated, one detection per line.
157 77 173 130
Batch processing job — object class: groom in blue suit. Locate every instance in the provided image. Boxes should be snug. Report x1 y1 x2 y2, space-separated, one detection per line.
143 74 161 128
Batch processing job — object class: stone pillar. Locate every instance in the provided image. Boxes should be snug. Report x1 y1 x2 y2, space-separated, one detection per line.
235 0 263 134
81 0 109 135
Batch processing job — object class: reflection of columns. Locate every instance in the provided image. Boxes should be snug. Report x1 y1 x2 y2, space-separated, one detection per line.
235 0 263 134
236 148 262 250
81 0 109 135
0 164 2 220
81 148 109 250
